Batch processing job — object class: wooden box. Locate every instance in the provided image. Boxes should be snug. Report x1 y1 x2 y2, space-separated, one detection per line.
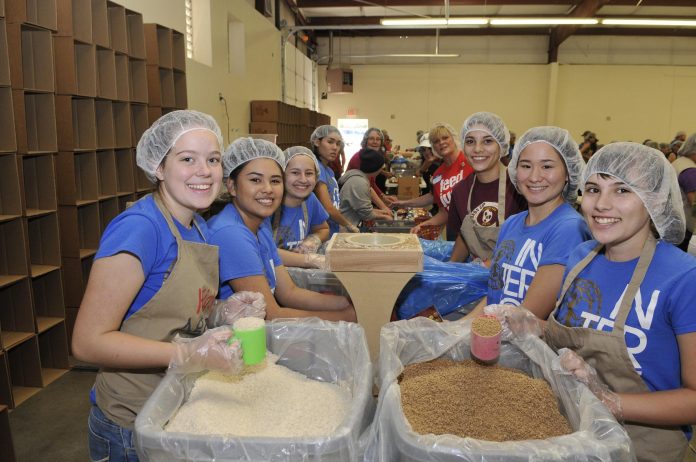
325 233 423 272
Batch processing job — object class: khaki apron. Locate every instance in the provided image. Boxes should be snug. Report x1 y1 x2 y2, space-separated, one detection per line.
459 163 507 261
94 192 219 429
545 236 688 462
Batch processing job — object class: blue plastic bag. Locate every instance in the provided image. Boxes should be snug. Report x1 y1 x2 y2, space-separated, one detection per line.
396 255 489 319
418 238 454 261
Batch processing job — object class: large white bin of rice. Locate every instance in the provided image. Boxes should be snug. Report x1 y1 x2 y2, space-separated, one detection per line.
135 318 373 461
362 318 635 462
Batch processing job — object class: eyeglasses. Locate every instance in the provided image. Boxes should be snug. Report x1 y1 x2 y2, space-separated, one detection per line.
367 137 382 142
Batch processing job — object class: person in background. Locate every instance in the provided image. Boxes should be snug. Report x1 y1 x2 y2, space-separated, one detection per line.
579 131 599 162
644 140 659 150
328 140 346 181
392 122 474 234
659 142 675 162
271 146 329 269
339 149 394 229
310 125 359 235
504 130 516 165
673 133 696 252
417 133 440 196
466 126 590 319
671 139 684 161
545 143 696 462
346 127 392 212
448 112 527 263
208 137 356 322
673 130 687 144
72 110 255 460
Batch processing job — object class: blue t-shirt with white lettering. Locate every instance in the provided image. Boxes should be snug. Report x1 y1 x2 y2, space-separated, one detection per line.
317 161 341 236
207 203 282 300
555 240 696 394
487 202 591 306
274 193 329 250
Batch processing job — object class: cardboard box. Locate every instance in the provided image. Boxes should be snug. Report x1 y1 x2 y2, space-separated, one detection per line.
128 58 147 103
58 203 100 258
7 335 43 407
56 0 92 42
114 53 129 101
129 103 147 146
326 233 423 273
172 30 185 71
60 255 92 306
397 176 420 200
159 67 174 108
21 154 57 216
26 213 61 276
90 0 108 47
32 270 66 329
250 100 284 122
37 322 70 386
55 95 96 151
20 24 54 92
112 102 131 148
5 0 57 31
145 64 160 106
56 151 98 205
97 149 116 197
125 9 145 59
0 19 9 86
0 154 22 220
114 148 134 194
96 46 116 100
107 1 127 53
0 279 35 351
95 99 114 149
0 218 29 287
173 69 186 108
0 88 17 152
146 105 161 126
249 121 280 136
144 23 172 68
326 68 353 93
54 36 94 96
21 93 57 154
98 197 117 233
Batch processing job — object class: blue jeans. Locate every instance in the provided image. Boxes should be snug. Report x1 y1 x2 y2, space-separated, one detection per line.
88 405 139 462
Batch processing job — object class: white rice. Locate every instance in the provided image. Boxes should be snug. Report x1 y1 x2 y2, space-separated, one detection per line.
233 317 264 332
165 356 351 437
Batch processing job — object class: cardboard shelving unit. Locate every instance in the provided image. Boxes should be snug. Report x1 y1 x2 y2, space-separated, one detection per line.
96 149 117 198
61 254 91 307
106 1 126 53
0 88 17 152
0 219 29 289
130 102 147 145
37 321 69 385
173 70 187 109
172 30 184 71
27 213 61 277
145 64 160 107
112 101 131 148
95 99 114 148
128 57 147 103
32 268 65 333
0 355 12 409
0 154 22 222
159 67 175 108
58 202 99 259
21 154 57 217
6 336 42 407
0 403 16 462
56 0 92 44
6 0 57 31
0 279 34 351
125 8 144 59
0 19 10 86
114 52 129 101
56 151 98 205
54 37 96 97
115 148 134 194
98 197 118 233
55 95 96 151
15 91 58 154
96 46 116 100
90 0 107 48
144 23 171 69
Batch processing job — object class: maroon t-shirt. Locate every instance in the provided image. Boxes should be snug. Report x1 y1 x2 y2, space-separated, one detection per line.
446 171 527 241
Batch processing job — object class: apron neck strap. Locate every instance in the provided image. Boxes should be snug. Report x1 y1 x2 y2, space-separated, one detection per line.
467 162 508 223
152 191 204 243
613 234 657 330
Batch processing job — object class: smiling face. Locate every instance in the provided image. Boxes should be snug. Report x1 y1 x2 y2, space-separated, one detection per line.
431 131 457 160
155 129 223 224
463 129 501 177
365 130 383 150
515 142 568 212
313 134 342 165
581 173 652 260
284 155 317 203
227 158 283 231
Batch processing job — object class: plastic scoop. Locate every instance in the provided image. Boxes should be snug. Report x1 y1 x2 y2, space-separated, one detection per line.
228 317 267 366
471 315 502 365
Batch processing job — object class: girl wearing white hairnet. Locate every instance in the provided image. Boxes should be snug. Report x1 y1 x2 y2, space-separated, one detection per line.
208 137 356 322
270 146 330 269
467 126 591 320
72 111 258 460
448 112 527 263
544 143 696 462
310 125 359 235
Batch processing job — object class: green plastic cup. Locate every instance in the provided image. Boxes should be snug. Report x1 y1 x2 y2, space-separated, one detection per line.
232 317 267 366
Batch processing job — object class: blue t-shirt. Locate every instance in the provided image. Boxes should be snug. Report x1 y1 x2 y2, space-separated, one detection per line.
318 161 341 236
207 203 282 300
555 240 696 393
95 194 209 320
273 193 329 250
487 202 591 305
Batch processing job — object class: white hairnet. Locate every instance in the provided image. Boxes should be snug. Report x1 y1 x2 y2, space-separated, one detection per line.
460 112 510 157
136 110 223 183
223 137 285 178
582 142 685 244
509 126 585 203
283 146 320 171
677 133 696 157
310 125 342 145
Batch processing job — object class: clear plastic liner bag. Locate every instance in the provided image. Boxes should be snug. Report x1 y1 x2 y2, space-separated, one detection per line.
361 318 635 462
286 266 349 297
396 256 488 319
418 238 455 261
135 318 375 461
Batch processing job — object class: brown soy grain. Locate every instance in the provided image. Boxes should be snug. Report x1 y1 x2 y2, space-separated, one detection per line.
399 359 572 442
472 316 502 337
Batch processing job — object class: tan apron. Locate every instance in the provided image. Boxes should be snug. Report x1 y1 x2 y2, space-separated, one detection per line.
545 236 688 462
459 163 507 261
94 192 219 429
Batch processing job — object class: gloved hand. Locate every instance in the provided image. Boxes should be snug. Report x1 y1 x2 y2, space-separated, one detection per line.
206 291 266 328
483 304 542 340
346 224 360 233
169 326 243 375
304 253 327 270
557 348 623 421
294 234 322 254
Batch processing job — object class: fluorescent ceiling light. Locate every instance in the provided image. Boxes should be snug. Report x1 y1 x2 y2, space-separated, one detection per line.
490 18 598 26
346 53 460 58
601 18 696 27
380 18 487 27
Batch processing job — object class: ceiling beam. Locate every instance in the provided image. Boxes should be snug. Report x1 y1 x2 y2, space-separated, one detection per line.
547 0 605 63
298 0 696 7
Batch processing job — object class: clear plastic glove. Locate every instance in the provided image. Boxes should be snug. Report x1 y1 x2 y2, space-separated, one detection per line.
206 291 266 328
483 304 542 340
346 224 360 233
169 326 242 375
304 253 327 270
294 234 322 254
557 348 623 421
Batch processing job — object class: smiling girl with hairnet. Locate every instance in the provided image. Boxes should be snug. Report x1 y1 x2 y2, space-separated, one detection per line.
545 143 696 462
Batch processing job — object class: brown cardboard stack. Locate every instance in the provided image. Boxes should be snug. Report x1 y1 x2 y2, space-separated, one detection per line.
249 100 332 150
144 22 187 124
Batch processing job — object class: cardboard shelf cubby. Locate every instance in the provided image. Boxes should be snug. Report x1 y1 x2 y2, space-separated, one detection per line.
128 57 147 103
11 24 54 92
21 154 57 217
55 95 96 151
0 355 13 411
159 67 175 108
117 192 134 212
6 335 42 407
173 69 187 109
96 46 116 100
145 63 160 107
0 154 22 222
115 148 134 194
96 149 117 198
112 101 131 148
147 105 161 126
98 196 117 233
27 213 61 277
57 151 98 205
37 321 69 386
0 219 29 288
0 19 9 86
0 88 16 153
90 0 107 48
0 279 35 351
114 52 129 101
130 102 147 146
144 23 171 69
31 268 65 332
95 99 114 149
61 254 91 307
58 203 100 259
125 8 144 59
54 37 96 97
56 0 92 44
107 1 126 53
6 0 57 32
14 91 58 154
0 397 17 462
172 30 185 71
